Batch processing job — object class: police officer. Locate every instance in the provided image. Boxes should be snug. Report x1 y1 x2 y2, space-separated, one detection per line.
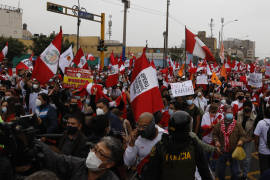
141 111 212 180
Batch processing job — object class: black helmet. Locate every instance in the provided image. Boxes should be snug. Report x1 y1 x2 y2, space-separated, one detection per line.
169 111 191 135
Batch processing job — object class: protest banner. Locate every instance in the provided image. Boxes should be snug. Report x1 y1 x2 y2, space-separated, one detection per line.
248 73 262 88
230 81 243 88
63 67 93 89
196 74 208 84
170 80 194 97
266 66 270 77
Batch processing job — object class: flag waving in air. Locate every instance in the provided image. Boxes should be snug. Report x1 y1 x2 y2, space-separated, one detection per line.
0 42 8 62
130 49 164 121
59 45 73 73
72 48 88 69
16 54 34 74
32 28 62 84
185 27 215 62
106 52 119 87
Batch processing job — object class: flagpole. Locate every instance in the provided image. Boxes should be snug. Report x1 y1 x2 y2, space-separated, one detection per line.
184 26 187 80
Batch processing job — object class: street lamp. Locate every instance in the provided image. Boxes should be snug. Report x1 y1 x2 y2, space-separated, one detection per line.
220 18 238 48
163 31 166 68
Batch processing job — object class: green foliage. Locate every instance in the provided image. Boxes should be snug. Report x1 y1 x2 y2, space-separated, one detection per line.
30 33 74 56
0 36 28 62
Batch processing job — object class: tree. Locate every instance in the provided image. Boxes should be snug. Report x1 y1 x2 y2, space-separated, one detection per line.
30 33 74 56
0 36 28 62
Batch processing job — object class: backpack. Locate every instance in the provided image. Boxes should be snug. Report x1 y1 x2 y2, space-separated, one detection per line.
263 120 270 149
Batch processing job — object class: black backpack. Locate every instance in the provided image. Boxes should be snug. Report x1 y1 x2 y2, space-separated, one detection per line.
264 120 270 149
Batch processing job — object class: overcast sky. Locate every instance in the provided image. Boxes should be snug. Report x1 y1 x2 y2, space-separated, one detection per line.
1 0 270 58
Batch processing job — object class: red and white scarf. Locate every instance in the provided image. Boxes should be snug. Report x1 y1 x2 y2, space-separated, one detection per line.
220 119 237 152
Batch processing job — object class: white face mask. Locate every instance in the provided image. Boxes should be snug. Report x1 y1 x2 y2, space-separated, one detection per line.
2 107 7 113
197 92 202 97
168 109 174 116
85 99 90 105
265 97 270 102
96 108 105 116
85 151 103 171
4 96 10 100
33 84 39 89
221 99 227 105
36 99 42 107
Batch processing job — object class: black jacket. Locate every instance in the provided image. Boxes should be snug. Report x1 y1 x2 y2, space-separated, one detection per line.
37 141 119 180
141 134 213 180
58 131 89 158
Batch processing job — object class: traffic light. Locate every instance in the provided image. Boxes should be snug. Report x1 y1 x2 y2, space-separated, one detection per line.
47 3 63 13
97 40 107 52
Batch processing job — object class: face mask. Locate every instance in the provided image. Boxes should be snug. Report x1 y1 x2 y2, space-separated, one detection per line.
85 99 90 105
36 99 42 107
33 84 39 89
225 113 234 120
168 109 174 116
138 120 156 140
186 100 193 106
214 99 220 104
238 96 244 101
4 96 10 100
96 108 105 116
85 150 104 171
66 126 78 135
2 107 7 113
197 92 202 97
265 97 270 102
0 91 5 97
221 99 226 105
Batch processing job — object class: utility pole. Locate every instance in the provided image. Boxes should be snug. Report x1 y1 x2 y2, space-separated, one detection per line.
210 18 214 38
164 0 170 67
108 15 112 40
220 17 224 49
122 0 130 61
76 0 81 52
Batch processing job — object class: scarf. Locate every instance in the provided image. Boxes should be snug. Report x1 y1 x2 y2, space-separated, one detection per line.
220 119 236 152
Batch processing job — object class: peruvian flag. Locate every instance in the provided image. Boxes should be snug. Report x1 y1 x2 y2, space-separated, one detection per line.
106 52 119 87
59 45 73 73
16 54 34 74
72 48 88 69
118 59 125 75
185 28 215 62
130 49 164 121
32 29 62 84
150 60 156 69
0 42 8 62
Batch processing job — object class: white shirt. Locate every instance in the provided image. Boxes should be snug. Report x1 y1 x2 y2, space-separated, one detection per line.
124 125 165 167
254 118 270 155
194 96 208 112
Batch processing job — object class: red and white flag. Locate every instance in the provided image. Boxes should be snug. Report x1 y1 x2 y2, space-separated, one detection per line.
16 54 34 74
130 49 164 121
59 45 73 73
106 52 119 87
118 59 125 75
186 28 215 62
219 42 225 63
72 48 88 69
32 29 62 84
0 42 8 62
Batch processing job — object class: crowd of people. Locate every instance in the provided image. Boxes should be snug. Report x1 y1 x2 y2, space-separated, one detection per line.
0 57 270 180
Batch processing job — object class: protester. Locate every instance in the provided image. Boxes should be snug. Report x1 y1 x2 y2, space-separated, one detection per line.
254 106 270 175
213 105 246 180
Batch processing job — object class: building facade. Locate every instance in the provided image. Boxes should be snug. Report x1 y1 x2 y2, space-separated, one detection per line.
0 4 23 39
223 38 255 61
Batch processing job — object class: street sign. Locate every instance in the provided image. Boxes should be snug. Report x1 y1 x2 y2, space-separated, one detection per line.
78 11 94 20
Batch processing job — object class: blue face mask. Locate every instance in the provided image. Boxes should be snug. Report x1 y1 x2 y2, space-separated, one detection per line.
225 113 234 120
186 100 193 106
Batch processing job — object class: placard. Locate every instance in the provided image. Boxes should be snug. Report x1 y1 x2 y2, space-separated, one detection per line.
266 66 270 77
230 81 243 88
196 75 208 84
170 80 194 97
248 73 262 87
63 67 93 89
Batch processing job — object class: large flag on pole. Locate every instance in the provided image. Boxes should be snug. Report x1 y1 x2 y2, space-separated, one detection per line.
16 54 34 74
220 42 225 63
59 45 73 73
185 27 215 62
0 42 8 62
130 49 164 121
32 29 62 84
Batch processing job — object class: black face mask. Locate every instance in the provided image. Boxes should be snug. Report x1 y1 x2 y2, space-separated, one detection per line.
238 96 244 101
214 99 220 104
0 91 4 97
138 121 156 140
66 126 78 135
70 104 79 112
